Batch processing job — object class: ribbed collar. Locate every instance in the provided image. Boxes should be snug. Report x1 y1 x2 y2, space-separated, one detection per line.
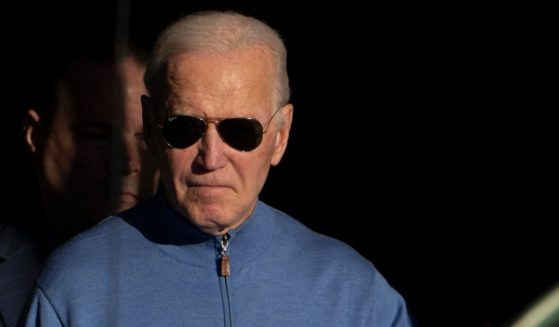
121 193 276 272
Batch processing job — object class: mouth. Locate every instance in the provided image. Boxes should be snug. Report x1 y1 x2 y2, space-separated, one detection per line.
187 183 234 194
189 183 232 189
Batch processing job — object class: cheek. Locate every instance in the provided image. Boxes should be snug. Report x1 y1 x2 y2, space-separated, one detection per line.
253 159 273 189
240 147 275 191
67 140 112 186
42 132 77 191
162 151 194 184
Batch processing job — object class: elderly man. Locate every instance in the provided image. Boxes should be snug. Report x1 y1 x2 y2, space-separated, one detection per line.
22 11 413 326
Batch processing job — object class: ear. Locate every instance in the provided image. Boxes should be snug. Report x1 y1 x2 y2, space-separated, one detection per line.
141 95 158 152
23 109 43 155
271 104 293 166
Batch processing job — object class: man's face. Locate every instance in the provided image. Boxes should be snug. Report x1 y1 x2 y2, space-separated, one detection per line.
38 56 159 234
150 46 292 236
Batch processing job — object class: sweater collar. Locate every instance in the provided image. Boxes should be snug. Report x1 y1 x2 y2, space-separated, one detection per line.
122 193 276 269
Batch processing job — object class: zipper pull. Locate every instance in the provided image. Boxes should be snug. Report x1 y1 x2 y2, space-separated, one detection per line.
219 233 231 276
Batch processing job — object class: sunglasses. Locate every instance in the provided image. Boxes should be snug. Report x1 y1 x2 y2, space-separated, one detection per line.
160 106 283 152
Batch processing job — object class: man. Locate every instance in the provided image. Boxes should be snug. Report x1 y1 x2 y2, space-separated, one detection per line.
23 51 160 248
22 11 413 326
1 15 159 326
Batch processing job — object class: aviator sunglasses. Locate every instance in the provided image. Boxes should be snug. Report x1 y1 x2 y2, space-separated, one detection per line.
160 106 284 152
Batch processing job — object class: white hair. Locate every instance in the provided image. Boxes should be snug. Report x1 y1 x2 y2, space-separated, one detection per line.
144 11 290 114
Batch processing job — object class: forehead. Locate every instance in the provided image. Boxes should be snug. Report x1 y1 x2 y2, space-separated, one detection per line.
56 58 145 123
164 46 275 117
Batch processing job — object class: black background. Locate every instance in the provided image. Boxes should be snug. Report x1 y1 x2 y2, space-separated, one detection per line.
5 1 558 326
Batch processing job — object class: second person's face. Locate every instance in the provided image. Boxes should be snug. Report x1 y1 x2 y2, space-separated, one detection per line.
41 56 159 233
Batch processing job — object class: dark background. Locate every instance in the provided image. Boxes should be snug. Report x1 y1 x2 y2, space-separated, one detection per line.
5 1 558 326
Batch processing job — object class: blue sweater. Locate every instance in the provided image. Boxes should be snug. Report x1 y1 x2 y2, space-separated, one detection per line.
22 195 413 326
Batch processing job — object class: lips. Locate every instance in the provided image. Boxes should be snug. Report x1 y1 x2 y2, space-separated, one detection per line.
189 185 231 192
186 183 235 195
187 179 231 188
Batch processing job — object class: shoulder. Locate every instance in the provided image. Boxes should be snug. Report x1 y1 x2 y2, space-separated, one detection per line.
260 203 413 324
0 223 42 264
0 223 43 326
261 202 375 278
37 200 154 292
265 204 367 257
39 217 126 282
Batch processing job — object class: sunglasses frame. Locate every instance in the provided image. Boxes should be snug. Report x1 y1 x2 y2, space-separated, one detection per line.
158 105 284 152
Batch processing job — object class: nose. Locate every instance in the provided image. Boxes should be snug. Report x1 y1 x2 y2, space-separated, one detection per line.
195 123 227 171
110 135 142 176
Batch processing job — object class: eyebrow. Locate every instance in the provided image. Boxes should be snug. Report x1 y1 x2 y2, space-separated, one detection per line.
165 103 195 115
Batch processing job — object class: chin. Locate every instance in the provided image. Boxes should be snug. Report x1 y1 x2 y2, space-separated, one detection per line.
113 203 133 213
112 193 142 211
186 204 237 232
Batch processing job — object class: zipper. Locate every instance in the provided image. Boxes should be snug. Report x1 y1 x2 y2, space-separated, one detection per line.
218 233 233 327
219 234 231 277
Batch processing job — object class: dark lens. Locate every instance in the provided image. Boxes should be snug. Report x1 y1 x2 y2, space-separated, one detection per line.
218 118 263 151
163 116 206 148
